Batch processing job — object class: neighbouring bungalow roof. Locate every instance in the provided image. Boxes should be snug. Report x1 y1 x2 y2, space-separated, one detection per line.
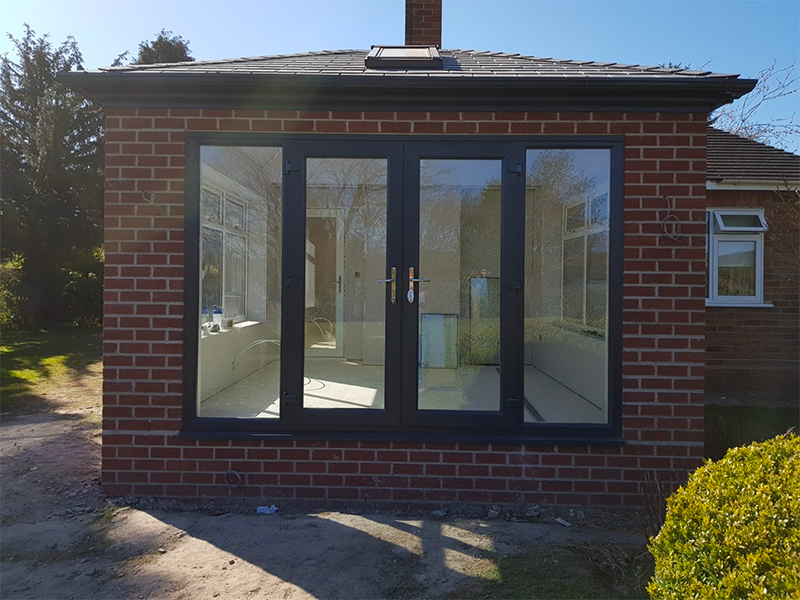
59 49 756 112
707 127 800 183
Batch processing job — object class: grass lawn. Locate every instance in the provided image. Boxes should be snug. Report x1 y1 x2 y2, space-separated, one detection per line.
445 544 651 600
0 327 102 414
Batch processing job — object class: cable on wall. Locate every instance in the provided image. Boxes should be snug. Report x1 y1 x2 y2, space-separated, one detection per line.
661 195 683 242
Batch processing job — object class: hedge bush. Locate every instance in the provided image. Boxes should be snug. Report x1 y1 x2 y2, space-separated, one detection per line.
0 254 36 331
648 433 800 599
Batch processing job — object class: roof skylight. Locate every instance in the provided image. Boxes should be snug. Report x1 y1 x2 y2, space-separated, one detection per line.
365 46 443 69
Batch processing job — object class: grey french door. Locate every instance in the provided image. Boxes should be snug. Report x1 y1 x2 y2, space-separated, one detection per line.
401 143 523 429
281 140 522 430
281 141 404 428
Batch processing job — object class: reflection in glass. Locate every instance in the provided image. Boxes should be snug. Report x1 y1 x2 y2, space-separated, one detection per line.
197 146 283 418
719 214 761 229
417 159 502 411
718 241 756 296
524 149 610 424
304 158 388 410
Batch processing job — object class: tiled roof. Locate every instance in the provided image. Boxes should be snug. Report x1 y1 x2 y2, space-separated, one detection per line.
91 49 743 80
707 127 800 182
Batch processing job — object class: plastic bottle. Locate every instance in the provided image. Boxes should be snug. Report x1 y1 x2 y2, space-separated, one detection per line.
201 305 210 323
212 305 223 327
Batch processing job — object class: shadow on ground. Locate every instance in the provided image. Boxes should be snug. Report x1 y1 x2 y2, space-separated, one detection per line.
0 327 102 414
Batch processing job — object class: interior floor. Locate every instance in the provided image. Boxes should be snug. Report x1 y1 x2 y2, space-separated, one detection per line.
199 359 605 423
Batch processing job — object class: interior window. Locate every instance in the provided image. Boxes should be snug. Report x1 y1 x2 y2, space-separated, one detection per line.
524 149 611 424
197 146 283 419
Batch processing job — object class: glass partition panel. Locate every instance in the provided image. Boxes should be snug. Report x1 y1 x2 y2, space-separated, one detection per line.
524 149 610 424
303 158 388 410
197 146 282 418
417 159 502 411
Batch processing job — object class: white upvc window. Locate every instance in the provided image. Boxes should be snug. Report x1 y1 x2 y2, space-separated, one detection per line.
201 184 248 322
707 208 767 306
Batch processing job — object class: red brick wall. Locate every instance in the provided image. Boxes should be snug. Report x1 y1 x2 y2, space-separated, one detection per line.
101 109 708 509
706 189 800 392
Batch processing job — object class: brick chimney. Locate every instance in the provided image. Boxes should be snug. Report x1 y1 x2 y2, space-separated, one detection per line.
405 0 442 47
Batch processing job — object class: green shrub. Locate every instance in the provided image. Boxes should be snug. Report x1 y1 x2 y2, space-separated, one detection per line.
61 246 103 327
0 254 35 331
648 433 800 599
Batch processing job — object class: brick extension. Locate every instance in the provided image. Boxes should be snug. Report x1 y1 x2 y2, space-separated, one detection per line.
101 109 708 509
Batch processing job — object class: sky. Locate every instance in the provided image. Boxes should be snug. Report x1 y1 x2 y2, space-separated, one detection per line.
2 0 799 149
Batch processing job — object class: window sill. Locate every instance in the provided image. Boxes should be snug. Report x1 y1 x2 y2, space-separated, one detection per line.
179 427 626 447
200 320 263 338
705 301 774 308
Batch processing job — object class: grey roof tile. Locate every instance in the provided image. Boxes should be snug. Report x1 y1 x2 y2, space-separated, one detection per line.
707 127 800 181
92 48 746 81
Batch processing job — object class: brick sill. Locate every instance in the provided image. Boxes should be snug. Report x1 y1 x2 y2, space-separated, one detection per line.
705 301 774 308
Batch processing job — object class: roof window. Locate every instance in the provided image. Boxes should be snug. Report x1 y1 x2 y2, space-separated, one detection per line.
365 46 443 69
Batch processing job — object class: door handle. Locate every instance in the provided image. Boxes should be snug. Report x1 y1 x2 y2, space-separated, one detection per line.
408 267 430 300
375 266 397 304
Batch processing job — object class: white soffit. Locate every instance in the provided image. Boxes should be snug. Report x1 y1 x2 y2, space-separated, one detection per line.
707 180 800 191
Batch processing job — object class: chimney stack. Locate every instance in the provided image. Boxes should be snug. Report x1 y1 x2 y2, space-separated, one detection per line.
405 0 442 47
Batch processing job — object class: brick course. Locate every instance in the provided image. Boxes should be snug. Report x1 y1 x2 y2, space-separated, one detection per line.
405 0 443 47
102 109 709 509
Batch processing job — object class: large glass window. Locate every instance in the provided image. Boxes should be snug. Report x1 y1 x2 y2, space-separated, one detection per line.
197 146 282 418
524 149 611 424
188 139 621 440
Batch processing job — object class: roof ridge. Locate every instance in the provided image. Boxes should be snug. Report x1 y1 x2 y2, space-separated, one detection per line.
98 49 365 72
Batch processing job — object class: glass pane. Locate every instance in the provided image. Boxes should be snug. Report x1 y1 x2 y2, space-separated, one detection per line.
524 149 610 424
197 146 283 419
201 188 221 223
718 241 756 296
304 158 387 410
587 231 608 328
226 199 246 230
418 159 502 411
380 47 431 58
562 237 585 322
201 226 223 313
224 233 246 318
720 214 762 229
566 203 587 233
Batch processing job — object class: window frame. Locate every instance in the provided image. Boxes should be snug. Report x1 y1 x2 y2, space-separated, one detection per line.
200 183 249 322
182 133 624 445
707 208 766 305
560 188 610 334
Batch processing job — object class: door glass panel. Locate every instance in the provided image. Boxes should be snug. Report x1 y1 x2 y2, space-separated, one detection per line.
717 240 756 296
417 159 502 411
304 158 387 409
197 146 283 418
524 149 610 424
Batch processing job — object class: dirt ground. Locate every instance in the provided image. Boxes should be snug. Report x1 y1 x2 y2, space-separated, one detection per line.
1 346 648 600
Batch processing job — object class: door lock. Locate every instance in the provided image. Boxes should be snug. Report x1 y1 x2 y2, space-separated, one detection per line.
375 267 397 304
408 267 430 304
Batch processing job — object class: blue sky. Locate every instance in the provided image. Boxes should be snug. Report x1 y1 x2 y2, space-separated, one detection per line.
3 0 799 149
